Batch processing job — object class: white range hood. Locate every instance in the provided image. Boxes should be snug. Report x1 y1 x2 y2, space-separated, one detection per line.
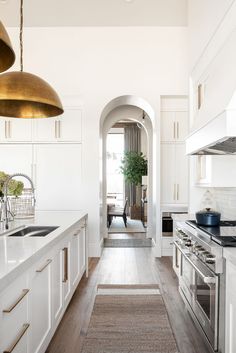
186 107 236 155
186 28 236 155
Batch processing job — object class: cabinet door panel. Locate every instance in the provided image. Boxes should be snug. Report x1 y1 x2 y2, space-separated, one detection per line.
34 144 82 210
29 256 51 353
79 227 86 274
175 112 188 142
161 112 175 142
33 118 57 141
71 230 80 288
0 144 33 177
51 248 63 326
8 119 32 142
175 144 189 204
161 144 176 203
226 261 236 353
58 108 82 142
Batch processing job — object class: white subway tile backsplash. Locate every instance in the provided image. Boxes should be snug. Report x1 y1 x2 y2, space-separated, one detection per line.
213 188 236 220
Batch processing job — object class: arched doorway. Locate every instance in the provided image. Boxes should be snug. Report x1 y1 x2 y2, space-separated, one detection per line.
99 95 156 244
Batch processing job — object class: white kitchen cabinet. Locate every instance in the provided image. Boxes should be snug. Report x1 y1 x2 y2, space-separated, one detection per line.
161 144 176 204
51 247 63 327
195 155 236 187
175 144 189 204
28 255 52 353
33 107 82 142
161 143 189 205
0 274 29 353
225 260 236 353
161 111 188 142
71 228 81 289
0 144 33 178
0 117 32 142
79 224 86 274
62 239 71 307
33 118 58 142
33 144 82 210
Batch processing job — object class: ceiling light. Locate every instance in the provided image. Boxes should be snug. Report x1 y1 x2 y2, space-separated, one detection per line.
0 0 63 118
0 21 15 72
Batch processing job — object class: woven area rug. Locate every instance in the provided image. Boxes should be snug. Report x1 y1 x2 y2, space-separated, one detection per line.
108 218 146 233
81 284 179 353
104 238 153 248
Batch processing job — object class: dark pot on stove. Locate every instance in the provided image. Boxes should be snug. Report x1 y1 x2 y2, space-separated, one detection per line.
195 208 221 227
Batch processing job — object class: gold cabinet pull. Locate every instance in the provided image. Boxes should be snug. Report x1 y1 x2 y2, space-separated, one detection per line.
58 120 61 138
3 289 29 313
36 259 52 273
3 323 30 353
177 122 179 139
62 247 68 283
4 121 7 138
177 184 179 200
173 184 176 200
173 122 176 139
8 121 11 138
54 120 57 138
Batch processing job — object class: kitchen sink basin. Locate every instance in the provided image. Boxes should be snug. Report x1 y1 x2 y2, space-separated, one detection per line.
8 226 59 237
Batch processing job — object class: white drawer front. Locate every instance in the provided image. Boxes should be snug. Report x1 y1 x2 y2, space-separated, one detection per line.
162 237 174 249
0 274 29 353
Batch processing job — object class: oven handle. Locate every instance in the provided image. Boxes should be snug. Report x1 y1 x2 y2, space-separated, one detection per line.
174 241 216 284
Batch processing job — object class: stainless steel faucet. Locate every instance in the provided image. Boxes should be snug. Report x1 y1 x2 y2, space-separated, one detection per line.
3 173 36 229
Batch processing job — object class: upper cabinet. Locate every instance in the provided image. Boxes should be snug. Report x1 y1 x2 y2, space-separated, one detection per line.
33 107 82 142
161 97 189 142
0 105 83 144
0 117 32 142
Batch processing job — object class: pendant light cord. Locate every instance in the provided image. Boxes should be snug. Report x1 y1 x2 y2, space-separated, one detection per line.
20 0 23 72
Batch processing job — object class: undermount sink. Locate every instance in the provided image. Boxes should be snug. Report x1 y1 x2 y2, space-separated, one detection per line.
8 226 59 237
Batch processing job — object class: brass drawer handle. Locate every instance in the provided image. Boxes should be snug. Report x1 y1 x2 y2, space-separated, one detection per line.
3 289 29 313
36 259 52 273
62 247 68 283
3 323 30 353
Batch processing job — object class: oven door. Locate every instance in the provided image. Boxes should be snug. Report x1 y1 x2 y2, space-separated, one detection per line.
177 243 195 306
193 263 219 351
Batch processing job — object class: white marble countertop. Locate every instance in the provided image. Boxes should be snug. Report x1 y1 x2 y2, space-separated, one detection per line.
0 210 87 292
171 213 195 221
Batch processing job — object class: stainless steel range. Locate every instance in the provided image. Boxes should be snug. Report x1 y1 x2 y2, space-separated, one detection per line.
173 220 226 353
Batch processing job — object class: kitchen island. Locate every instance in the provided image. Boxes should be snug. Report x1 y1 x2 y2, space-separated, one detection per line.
0 210 88 353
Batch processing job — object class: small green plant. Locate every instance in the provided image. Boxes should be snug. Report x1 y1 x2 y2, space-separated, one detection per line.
120 151 147 186
0 171 24 198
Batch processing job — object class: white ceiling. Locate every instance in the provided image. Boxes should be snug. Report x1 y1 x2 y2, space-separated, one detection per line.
0 0 187 27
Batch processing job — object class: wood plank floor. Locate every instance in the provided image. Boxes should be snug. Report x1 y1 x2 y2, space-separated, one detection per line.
46 247 211 353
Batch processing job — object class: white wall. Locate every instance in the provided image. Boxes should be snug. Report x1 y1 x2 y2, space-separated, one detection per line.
7 27 188 256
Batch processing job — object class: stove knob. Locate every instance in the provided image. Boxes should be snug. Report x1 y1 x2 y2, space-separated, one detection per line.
185 239 192 247
205 256 216 264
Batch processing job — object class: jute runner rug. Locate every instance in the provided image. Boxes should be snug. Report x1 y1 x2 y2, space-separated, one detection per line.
81 284 179 353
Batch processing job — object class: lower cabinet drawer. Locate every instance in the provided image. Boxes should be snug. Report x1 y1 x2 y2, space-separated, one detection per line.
0 274 30 353
162 237 174 249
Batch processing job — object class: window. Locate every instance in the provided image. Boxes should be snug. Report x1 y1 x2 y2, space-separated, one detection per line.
106 132 124 205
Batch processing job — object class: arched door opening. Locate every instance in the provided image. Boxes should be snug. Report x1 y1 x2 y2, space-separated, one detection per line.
100 95 156 246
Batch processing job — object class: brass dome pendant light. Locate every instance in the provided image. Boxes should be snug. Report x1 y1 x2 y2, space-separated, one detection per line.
0 0 63 118
0 21 15 72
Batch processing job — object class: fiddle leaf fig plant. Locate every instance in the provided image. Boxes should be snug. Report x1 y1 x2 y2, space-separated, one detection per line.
120 151 148 186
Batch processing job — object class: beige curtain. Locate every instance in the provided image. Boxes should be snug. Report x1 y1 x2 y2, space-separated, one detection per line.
124 124 141 207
